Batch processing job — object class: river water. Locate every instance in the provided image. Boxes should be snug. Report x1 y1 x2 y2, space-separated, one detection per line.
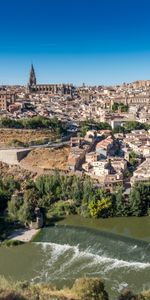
0 216 150 298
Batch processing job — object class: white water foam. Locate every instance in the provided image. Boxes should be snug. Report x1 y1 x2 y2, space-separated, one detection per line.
118 282 128 292
35 242 150 273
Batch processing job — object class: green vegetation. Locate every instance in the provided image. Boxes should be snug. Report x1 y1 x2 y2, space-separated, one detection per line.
129 183 150 216
0 178 21 241
0 239 24 247
112 102 129 113
0 178 20 214
72 277 108 300
0 215 21 241
113 121 150 134
47 200 76 218
0 171 150 231
0 276 149 300
88 189 112 218
79 119 150 136
0 116 66 135
8 138 28 147
79 119 111 137
0 175 150 300
129 151 139 167
8 138 53 148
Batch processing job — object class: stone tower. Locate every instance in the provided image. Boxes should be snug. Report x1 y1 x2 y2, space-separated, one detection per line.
29 64 36 87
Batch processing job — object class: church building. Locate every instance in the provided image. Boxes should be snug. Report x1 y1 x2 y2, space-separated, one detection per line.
28 64 74 95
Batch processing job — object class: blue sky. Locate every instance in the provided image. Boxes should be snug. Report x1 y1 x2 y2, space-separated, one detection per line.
0 0 150 85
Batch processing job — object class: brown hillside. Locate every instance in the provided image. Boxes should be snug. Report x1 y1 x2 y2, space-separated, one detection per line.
21 146 70 171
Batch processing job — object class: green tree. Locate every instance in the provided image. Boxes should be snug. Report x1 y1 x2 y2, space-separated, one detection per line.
71 177 83 206
112 102 119 112
129 151 139 167
124 121 145 133
79 120 111 137
0 178 20 214
18 202 35 224
24 189 37 205
7 197 23 221
112 103 128 113
113 121 147 134
0 190 9 213
82 177 94 204
113 186 128 216
88 197 112 218
129 183 150 216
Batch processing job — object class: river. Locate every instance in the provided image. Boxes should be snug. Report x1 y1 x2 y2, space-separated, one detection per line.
0 216 150 299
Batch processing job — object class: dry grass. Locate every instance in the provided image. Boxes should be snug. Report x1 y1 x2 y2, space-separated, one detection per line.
21 146 70 171
0 277 76 300
0 277 149 300
0 129 54 147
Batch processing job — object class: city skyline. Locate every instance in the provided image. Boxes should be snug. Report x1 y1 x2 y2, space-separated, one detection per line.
1 0 150 85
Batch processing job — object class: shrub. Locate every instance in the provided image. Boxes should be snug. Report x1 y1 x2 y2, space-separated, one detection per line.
8 139 28 148
0 291 26 300
72 277 109 300
118 289 137 300
138 291 150 300
47 200 76 218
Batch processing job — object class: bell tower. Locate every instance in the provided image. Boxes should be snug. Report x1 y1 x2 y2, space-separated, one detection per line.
28 64 37 92
29 64 36 86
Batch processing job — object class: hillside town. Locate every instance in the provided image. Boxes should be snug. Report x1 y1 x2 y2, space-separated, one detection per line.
1 1 150 298
1 66 150 125
69 127 150 189
1 66 150 193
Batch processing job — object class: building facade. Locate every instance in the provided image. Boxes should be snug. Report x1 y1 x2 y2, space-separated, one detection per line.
0 91 16 110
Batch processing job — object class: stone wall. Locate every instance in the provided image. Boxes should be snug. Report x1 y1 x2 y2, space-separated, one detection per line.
0 149 31 165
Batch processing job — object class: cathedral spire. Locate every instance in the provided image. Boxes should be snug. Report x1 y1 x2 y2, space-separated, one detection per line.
29 64 36 86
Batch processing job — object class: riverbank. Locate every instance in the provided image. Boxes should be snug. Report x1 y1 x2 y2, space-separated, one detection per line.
9 228 40 242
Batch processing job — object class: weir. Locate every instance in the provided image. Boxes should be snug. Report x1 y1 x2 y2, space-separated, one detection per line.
0 221 150 299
